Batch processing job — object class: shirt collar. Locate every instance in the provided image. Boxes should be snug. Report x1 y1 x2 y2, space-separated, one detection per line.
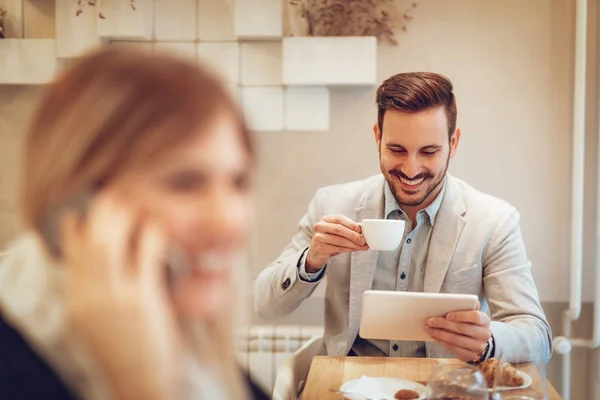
384 176 447 226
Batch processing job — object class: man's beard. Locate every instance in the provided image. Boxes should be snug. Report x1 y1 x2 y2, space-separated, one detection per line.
384 155 450 208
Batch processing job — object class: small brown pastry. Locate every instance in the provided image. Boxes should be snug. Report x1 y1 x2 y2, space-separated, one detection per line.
477 358 525 388
394 389 420 399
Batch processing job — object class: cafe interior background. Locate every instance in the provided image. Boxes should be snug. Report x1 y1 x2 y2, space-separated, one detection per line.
0 0 598 398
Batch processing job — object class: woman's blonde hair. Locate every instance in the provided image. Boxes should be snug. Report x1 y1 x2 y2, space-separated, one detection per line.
21 47 254 399
22 46 251 234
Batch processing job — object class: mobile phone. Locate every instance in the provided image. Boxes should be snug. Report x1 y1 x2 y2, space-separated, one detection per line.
39 188 189 281
40 187 95 259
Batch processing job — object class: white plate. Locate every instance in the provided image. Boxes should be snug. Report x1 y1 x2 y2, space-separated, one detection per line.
340 376 428 399
488 370 533 392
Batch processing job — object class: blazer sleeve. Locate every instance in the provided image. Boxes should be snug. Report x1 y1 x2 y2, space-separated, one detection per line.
483 208 553 364
254 189 325 320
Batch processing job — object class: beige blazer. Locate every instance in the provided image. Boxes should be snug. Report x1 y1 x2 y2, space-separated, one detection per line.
255 174 552 367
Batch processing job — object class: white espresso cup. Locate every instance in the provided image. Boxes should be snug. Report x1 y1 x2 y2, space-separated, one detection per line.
360 219 406 251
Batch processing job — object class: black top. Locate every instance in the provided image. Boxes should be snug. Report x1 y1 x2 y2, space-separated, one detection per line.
0 313 269 400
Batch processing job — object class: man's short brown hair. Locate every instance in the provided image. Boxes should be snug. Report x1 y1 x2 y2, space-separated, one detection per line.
376 72 457 138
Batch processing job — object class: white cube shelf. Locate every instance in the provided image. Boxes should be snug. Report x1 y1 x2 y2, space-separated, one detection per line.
285 87 330 131
282 37 377 86
0 39 57 84
97 0 153 40
56 0 102 58
197 0 236 41
154 42 197 61
197 42 240 85
110 41 154 53
234 0 282 40
241 87 284 131
155 0 197 41
240 42 282 86
226 85 242 105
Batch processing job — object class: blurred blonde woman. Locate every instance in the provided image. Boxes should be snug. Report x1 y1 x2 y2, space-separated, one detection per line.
0 47 268 400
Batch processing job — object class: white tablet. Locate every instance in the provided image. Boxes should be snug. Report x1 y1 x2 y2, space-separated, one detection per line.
358 290 479 342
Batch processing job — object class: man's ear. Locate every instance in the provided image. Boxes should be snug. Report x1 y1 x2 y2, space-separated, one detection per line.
449 127 461 158
373 123 381 148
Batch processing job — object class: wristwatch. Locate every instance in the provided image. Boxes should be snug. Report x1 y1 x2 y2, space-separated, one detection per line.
467 336 494 366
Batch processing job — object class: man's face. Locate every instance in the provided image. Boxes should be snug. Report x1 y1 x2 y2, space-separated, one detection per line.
374 107 460 210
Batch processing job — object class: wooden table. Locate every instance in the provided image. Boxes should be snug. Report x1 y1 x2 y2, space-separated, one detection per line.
302 356 562 399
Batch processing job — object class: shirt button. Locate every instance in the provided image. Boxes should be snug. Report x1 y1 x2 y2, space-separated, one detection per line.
392 344 399 351
400 272 406 280
406 238 411 244
281 277 291 290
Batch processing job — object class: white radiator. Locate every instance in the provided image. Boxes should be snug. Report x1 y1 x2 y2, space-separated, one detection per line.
237 325 324 394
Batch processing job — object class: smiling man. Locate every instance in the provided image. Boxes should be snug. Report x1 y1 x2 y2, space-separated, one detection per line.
255 73 551 386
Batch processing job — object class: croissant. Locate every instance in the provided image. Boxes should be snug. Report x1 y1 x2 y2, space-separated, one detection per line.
477 358 525 388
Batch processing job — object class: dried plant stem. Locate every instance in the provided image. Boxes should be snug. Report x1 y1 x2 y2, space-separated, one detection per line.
289 0 418 45
76 0 137 17
0 5 7 38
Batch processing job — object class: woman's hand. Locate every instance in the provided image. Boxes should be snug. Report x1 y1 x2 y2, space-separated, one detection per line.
61 194 182 400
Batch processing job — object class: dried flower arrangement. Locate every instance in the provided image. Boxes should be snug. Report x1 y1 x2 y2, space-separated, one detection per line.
288 0 417 45
76 0 136 19
0 6 7 39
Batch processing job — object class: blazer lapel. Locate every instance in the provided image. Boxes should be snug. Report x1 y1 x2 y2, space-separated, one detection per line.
424 174 467 293
347 177 385 351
